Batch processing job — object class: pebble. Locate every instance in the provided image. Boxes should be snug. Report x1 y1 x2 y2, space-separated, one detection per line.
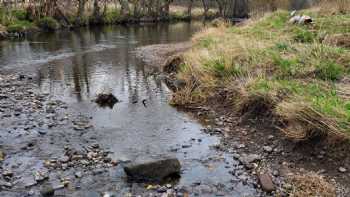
3 170 13 177
263 146 273 153
339 167 347 173
75 171 83 178
0 180 12 187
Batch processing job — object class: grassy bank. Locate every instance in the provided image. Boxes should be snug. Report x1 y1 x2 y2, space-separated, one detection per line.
0 6 212 37
173 5 350 140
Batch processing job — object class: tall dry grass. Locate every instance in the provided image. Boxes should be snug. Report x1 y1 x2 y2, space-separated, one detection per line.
318 0 350 14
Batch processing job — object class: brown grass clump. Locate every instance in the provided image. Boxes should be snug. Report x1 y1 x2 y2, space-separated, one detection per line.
277 101 347 140
323 33 350 48
237 92 276 118
318 0 350 14
288 172 337 197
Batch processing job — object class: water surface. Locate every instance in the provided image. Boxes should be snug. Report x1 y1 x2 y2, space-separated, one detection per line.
0 22 258 196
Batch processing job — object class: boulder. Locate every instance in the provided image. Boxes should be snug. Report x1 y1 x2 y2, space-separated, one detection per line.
95 93 119 108
124 158 181 182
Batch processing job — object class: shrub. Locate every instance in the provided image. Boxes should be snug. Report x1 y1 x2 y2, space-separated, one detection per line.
12 9 28 21
36 17 59 31
6 20 35 33
7 24 25 33
102 10 121 24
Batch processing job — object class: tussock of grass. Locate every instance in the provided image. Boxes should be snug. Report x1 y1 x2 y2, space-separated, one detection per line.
174 8 350 140
287 172 337 197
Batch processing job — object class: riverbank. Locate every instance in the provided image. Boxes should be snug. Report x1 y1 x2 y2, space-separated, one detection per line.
136 6 350 196
0 5 217 40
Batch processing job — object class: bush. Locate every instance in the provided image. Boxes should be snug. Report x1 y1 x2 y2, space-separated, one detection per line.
6 20 35 33
102 10 121 24
12 9 28 21
7 24 25 33
36 17 59 31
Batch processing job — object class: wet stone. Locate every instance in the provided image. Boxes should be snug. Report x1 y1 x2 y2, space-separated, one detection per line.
263 146 273 153
339 167 347 173
22 176 37 188
0 180 12 188
41 185 55 197
75 171 83 178
258 173 275 192
2 170 13 177
124 158 181 182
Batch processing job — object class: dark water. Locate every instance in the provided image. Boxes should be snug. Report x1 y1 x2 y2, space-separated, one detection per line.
0 23 259 196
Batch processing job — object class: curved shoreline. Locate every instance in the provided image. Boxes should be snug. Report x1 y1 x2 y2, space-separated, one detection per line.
135 42 350 196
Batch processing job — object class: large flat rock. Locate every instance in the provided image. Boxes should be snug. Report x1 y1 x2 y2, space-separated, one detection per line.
124 158 181 182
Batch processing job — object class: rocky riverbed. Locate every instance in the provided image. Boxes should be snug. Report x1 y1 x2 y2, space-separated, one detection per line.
0 73 264 196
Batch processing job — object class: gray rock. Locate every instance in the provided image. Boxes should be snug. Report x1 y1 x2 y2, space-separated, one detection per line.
258 173 275 192
339 167 347 173
239 154 261 165
22 176 37 188
75 171 83 178
59 156 70 163
41 185 55 197
124 158 181 182
263 146 273 153
103 192 116 197
0 180 12 187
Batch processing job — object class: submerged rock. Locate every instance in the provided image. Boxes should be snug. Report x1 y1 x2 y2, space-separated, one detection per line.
40 185 55 197
124 158 181 182
95 93 119 108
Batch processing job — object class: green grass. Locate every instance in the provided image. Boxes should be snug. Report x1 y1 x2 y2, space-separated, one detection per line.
315 61 344 81
249 79 350 128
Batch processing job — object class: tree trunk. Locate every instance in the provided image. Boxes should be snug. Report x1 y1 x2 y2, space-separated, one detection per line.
119 0 130 16
77 0 87 24
187 0 194 17
201 0 210 19
232 0 249 18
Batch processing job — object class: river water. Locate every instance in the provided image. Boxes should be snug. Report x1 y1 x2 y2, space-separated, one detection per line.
0 23 260 196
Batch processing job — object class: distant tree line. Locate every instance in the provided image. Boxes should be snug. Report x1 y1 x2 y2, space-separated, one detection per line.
0 0 315 25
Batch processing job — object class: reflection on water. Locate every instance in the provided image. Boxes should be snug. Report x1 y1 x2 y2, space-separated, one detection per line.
0 22 201 104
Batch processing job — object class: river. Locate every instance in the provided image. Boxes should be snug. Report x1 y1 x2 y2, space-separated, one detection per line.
0 22 262 196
